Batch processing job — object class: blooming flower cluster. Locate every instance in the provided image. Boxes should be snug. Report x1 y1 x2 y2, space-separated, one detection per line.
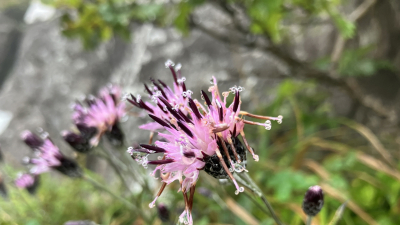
15 130 81 189
64 85 125 152
128 60 282 224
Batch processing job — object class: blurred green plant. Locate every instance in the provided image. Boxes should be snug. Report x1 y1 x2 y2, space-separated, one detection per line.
41 0 356 49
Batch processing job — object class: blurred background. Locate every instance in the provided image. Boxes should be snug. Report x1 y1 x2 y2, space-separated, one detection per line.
0 0 400 224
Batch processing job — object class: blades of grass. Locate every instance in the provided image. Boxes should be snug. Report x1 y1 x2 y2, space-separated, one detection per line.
320 184 378 225
340 119 395 167
224 197 260 225
328 202 347 225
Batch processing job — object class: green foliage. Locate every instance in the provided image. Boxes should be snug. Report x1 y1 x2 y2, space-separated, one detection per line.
0 173 131 225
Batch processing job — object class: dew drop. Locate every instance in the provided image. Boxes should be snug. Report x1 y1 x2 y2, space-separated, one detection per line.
253 154 259 162
239 187 244 192
165 59 175 68
235 190 239 195
149 202 155 208
175 63 182 71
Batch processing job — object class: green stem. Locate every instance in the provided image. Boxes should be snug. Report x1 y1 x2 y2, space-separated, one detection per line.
306 216 312 225
235 173 284 225
82 174 137 210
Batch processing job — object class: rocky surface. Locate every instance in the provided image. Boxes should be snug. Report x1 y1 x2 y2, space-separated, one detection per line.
1 0 400 170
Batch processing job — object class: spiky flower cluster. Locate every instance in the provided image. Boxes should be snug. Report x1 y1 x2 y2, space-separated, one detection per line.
15 130 81 189
65 85 125 151
127 60 282 224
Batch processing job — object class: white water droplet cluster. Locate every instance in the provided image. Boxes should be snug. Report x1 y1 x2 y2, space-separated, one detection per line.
235 187 245 195
136 94 141 103
182 90 193 97
177 77 186 84
175 63 182 71
229 86 244 94
264 120 272 130
277 115 283 124
165 59 175 68
151 91 162 103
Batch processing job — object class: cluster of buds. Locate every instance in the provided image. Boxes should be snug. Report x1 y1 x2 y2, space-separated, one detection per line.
15 130 81 191
63 85 125 153
127 60 283 224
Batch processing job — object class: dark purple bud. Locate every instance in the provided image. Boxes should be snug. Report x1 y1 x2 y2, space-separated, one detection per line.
177 121 193 138
21 130 43 149
54 157 82 178
62 131 92 153
302 185 324 217
148 159 174 165
139 144 166 153
157 203 170 222
201 90 212 108
105 124 124 147
233 91 240 113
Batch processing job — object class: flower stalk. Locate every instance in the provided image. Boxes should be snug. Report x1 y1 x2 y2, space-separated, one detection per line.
235 172 283 225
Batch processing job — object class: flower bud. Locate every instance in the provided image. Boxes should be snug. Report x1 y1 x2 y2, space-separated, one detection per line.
55 157 82 178
157 203 170 222
62 131 92 153
302 185 324 217
21 130 43 149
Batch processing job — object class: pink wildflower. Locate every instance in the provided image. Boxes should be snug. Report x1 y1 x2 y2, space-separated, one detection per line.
128 61 282 224
71 84 125 147
20 130 81 178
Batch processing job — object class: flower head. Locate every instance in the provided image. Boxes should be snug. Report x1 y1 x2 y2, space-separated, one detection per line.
302 185 324 217
71 85 125 147
128 60 282 224
20 130 81 178
127 61 190 131
15 173 40 194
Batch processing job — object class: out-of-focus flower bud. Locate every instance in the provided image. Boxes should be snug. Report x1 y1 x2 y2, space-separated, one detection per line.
21 130 43 149
157 203 170 222
62 131 92 153
302 185 324 217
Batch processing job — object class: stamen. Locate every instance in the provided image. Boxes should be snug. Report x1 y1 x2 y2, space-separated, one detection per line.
140 144 166 153
240 112 283 124
240 131 259 162
233 91 240 113
188 98 202 120
201 90 212 108
177 121 194 138
217 135 235 169
144 84 153 95
216 99 223 122
151 80 168 99
243 119 272 130
149 173 169 208
148 159 174 165
138 100 154 113
165 60 178 85
183 151 196 158
157 79 168 88
149 115 171 128
227 136 240 162
214 148 242 194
